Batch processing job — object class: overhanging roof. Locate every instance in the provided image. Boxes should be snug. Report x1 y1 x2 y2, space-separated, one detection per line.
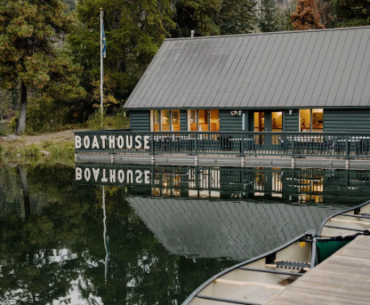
124 26 370 110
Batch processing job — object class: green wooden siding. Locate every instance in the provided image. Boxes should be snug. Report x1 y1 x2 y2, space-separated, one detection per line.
324 110 370 132
130 111 150 132
180 110 187 131
283 110 299 132
220 110 243 131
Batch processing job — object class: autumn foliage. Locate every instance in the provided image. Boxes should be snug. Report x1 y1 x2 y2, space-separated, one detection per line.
291 0 325 30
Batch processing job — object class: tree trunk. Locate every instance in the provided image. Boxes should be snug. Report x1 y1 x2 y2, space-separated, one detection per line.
17 166 31 219
16 81 27 134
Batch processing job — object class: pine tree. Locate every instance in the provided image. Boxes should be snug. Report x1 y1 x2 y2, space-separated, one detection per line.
335 0 370 27
172 0 255 37
69 0 176 111
257 0 278 32
291 0 325 30
0 0 79 134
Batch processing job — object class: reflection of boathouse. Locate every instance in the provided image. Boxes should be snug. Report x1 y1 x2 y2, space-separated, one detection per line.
127 197 348 261
76 164 370 204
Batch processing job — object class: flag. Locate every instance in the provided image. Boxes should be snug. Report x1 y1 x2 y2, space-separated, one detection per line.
102 23 107 58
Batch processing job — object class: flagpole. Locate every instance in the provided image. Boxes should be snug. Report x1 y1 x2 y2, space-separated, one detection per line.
100 8 104 128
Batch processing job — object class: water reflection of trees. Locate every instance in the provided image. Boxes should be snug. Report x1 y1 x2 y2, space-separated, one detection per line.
0 166 231 304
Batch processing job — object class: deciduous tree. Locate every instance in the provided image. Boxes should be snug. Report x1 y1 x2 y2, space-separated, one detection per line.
291 0 325 30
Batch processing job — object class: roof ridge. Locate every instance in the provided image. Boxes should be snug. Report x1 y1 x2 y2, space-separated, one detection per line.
165 26 370 41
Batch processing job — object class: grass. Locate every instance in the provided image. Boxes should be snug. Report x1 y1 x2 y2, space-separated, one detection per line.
0 140 75 166
0 121 10 136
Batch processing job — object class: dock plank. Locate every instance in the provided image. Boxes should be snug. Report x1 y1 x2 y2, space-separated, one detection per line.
265 236 370 305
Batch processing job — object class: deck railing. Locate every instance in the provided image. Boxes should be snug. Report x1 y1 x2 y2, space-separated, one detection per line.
74 131 370 159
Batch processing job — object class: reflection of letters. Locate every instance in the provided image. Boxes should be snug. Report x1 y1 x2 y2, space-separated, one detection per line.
118 170 125 183
135 170 143 183
127 170 133 183
76 167 82 180
109 170 116 183
93 168 100 181
84 168 91 181
76 166 153 185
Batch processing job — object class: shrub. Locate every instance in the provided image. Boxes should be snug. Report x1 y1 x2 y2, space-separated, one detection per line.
87 110 129 130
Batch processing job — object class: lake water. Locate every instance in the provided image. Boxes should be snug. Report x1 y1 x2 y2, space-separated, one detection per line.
1 164 369 304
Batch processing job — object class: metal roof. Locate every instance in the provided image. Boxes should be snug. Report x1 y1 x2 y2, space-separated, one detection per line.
124 26 370 110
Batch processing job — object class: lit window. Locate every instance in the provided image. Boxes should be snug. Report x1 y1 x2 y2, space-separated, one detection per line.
312 109 323 132
300 109 323 132
210 110 220 132
300 109 311 132
153 110 160 131
172 110 180 132
189 110 198 131
161 110 170 131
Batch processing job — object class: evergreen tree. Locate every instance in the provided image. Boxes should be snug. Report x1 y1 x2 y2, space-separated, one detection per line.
291 0 325 30
0 0 82 134
257 0 278 32
172 0 255 37
284 8 295 30
68 0 176 111
335 0 370 27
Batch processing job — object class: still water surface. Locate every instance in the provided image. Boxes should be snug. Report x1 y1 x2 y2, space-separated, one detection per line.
0 165 369 304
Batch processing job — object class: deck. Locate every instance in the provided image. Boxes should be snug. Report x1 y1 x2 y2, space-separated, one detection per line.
265 235 370 305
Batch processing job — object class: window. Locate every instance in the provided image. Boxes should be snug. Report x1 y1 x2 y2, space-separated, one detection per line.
172 110 180 132
189 110 198 131
151 110 181 131
271 112 282 131
198 110 208 132
300 109 323 132
210 110 220 132
299 109 311 132
189 110 219 131
153 110 160 131
161 110 170 131
312 109 323 132
254 112 264 132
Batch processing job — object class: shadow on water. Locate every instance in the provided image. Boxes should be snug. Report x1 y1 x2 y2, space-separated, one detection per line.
0 164 370 304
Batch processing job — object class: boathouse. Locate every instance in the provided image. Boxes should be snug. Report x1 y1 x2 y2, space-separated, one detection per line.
74 26 370 167
124 26 370 134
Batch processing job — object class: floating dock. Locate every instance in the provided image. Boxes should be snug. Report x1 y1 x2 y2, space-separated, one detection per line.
266 235 370 305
